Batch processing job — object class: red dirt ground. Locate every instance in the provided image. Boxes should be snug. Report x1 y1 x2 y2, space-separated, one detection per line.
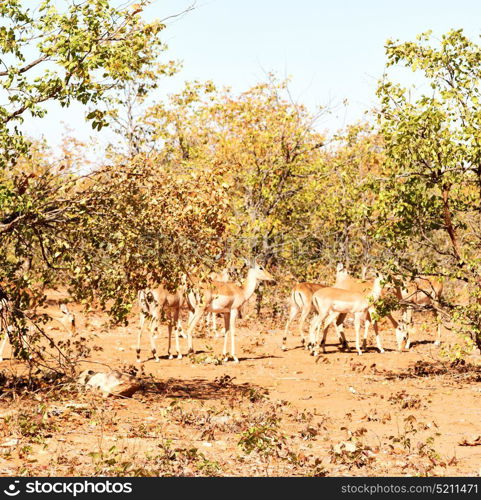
1 294 480 476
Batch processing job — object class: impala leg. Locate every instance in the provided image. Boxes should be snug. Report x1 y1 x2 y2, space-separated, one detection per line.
369 310 384 353
169 308 182 359
229 308 239 363
297 304 311 347
434 309 442 346
308 313 322 353
167 315 173 359
354 312 362 355
185 309 204 355
334 313 348 350
362 312 372 350
174 309 182 359
385 312 405 352
149 313 160 362
0 332 7 362
222 312 231 360
282 302 298 351
177 316 187 339
404 308 412 349
319 312 337 355
395 324 406 352
335 313 349 350
137 310 147 363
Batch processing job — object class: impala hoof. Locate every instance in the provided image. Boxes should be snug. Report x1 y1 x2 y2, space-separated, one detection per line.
177 354 183 360
232 356 239 363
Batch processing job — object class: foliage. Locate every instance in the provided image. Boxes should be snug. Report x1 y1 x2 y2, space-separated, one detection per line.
375 29 481 348
140 78 385 284
0 1 230 371
0 0 164 167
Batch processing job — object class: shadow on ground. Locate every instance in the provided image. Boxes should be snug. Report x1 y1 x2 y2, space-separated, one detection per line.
141 376 267 401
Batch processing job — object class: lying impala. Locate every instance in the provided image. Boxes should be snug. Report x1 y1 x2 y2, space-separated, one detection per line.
309 275 385 356
184 263 275 362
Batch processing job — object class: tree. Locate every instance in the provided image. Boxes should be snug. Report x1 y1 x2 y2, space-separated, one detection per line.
375 29 481 350
0 0 165 166
305 123 385 279
0 1 231 372
143 78 328 270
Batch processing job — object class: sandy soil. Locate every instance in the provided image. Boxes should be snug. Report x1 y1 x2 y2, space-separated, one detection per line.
0 295 480 477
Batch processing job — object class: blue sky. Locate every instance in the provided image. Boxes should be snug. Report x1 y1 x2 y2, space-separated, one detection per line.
23 0 481 153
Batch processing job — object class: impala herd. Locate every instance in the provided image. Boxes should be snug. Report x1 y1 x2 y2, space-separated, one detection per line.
133 262 444 363
0 262 445 364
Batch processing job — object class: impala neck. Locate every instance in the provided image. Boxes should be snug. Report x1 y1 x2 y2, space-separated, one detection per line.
371 277 383 300
242 269 259 302
335 269 349 287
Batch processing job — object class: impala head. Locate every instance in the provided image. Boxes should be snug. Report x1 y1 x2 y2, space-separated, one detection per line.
250 263 275 282
60 303 76 334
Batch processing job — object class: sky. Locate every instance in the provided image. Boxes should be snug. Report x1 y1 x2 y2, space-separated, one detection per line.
21 0 481 154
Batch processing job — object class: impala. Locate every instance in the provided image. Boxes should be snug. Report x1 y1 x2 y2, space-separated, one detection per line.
137 268 235 362
205 269 231 338
392 276 444 349
335 264 443 351
282 281 347 351
309 276 385 356
137 282 189 362
334 264 409 351
184 263 275 362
